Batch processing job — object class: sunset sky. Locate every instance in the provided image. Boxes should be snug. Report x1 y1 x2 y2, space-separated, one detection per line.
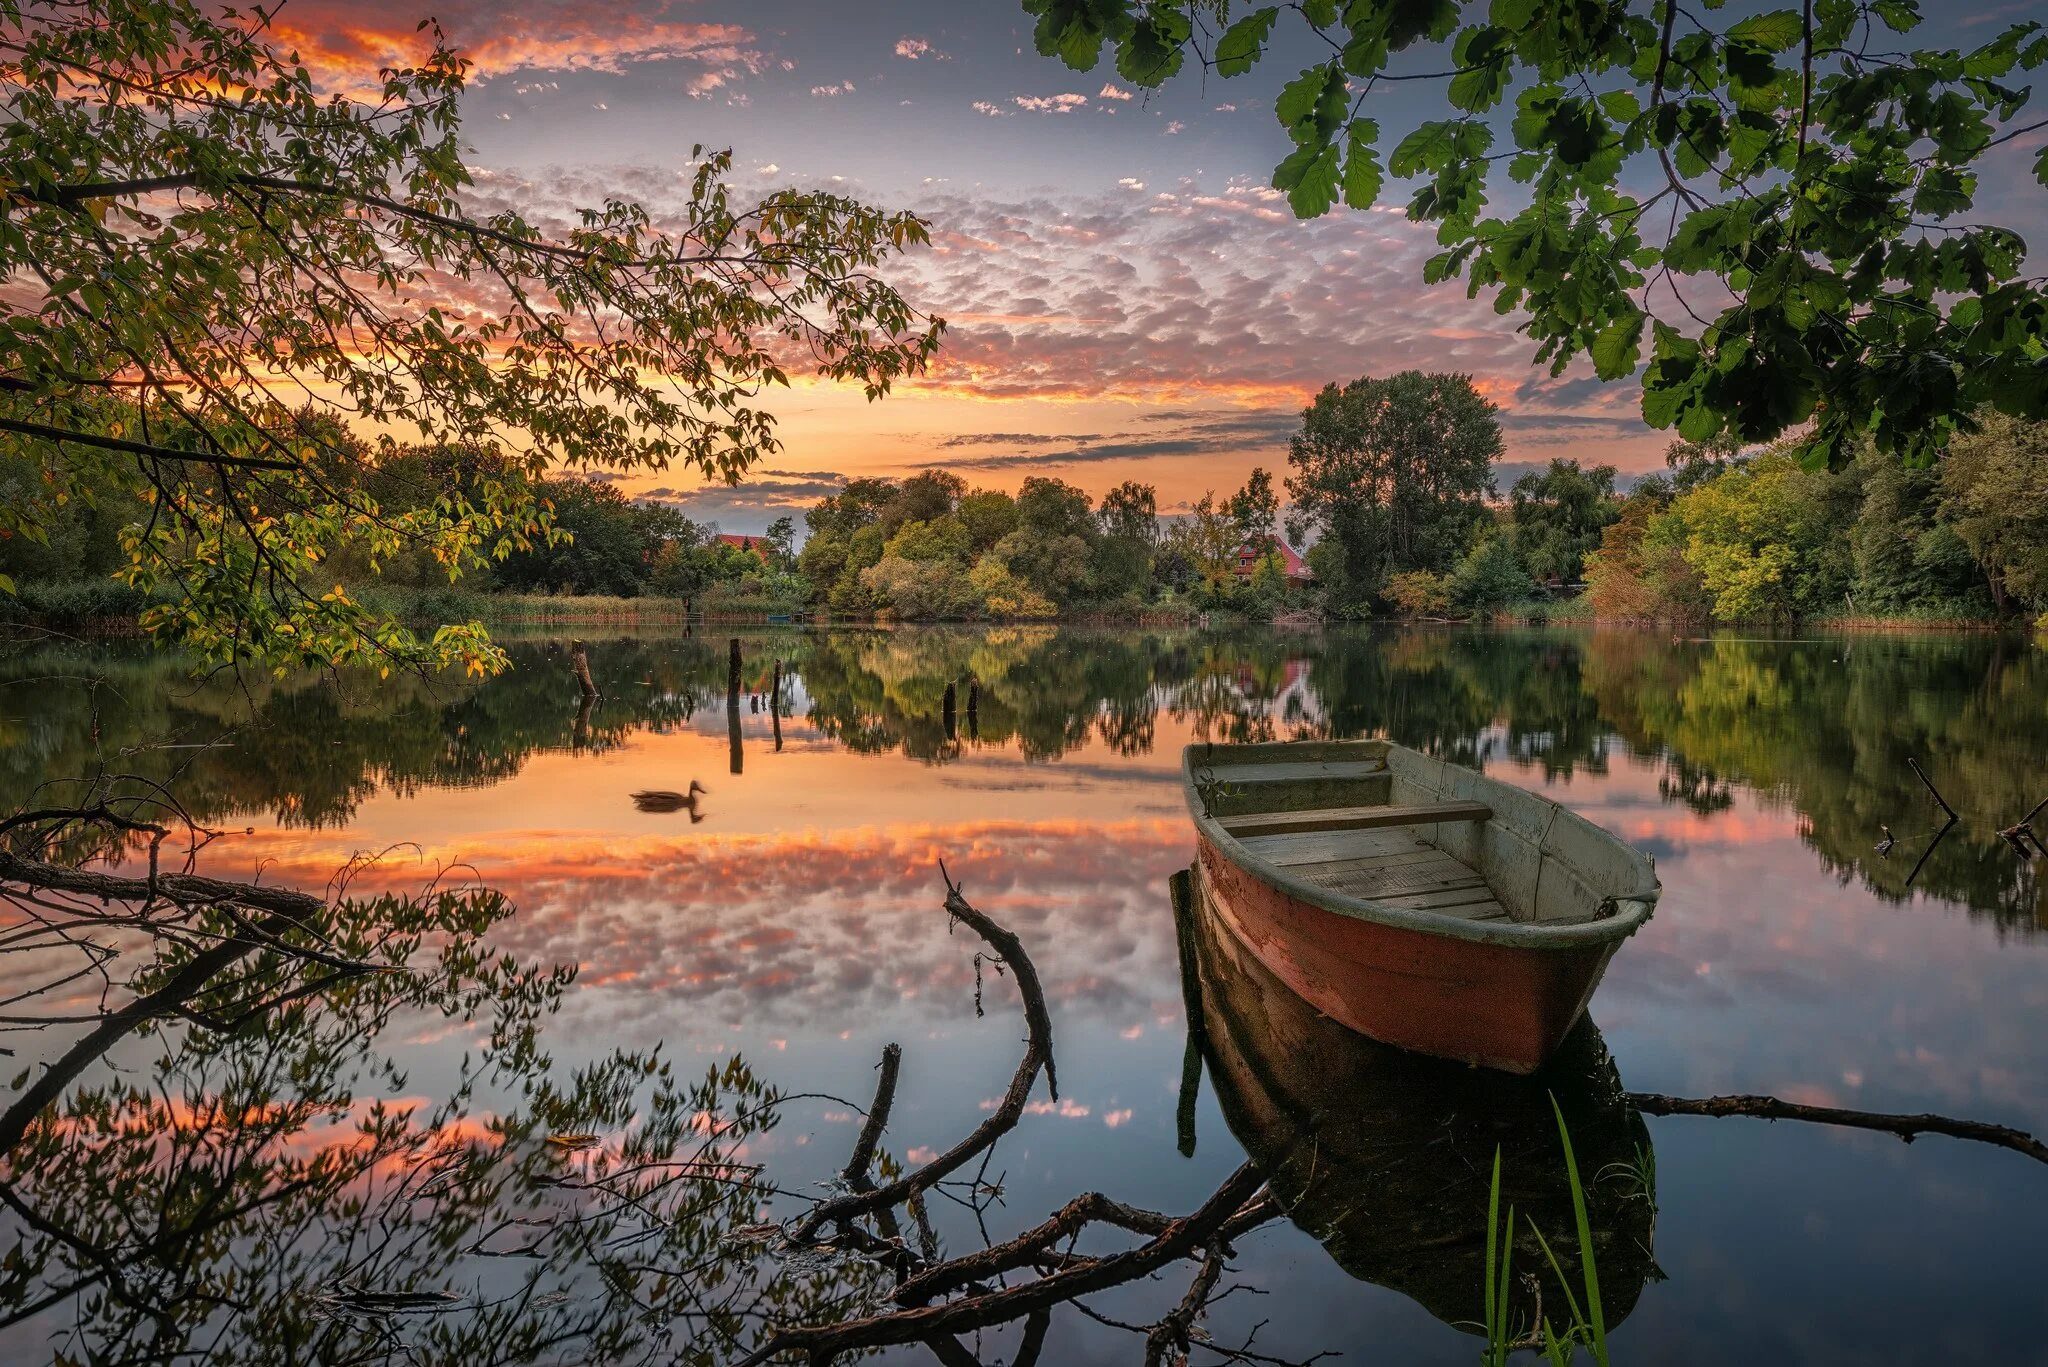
274 0 2047 532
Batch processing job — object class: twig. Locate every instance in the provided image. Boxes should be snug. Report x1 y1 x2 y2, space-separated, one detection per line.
740 1163 1266 1364
1630 1092 2048 1166
790 866 1056 1242
1906 757 1957 821
841 1043 902 1195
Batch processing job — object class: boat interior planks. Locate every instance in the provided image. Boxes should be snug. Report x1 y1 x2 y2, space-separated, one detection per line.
1180 738 1661 1072
1233 827 1433 867
1203 758 1389 785
1293 847 1508 920
1215 799 1494 839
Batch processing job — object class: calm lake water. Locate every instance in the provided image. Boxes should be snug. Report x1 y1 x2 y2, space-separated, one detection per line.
4 624 2046 1364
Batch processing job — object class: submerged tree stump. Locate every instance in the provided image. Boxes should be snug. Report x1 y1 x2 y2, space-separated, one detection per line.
570 640 599 701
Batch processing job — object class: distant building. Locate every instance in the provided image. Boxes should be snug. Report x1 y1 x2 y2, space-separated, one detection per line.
1232 539 1311 587
716 533 773 562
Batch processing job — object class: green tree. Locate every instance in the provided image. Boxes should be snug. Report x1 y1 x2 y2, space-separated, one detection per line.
1022 0 2048 467
765 515 798 567
806 478 900 541
1451 533 1529 611
1509 459 1619 582
884 516 972 564
958 488 1023 553
1098 480 1160 543
1166 490 1240 596
1938 411 2048 612
990 526 1092 605
2 0 938 673
1015 476 1099 542
860 554 980 618
1850 449 1986 615
1094 480 1159 599
1658 446 1853 620
1663 433 1747 494
880 470 967 535
1286 371 1498 605
1228 467 1280 551
493 478 659 597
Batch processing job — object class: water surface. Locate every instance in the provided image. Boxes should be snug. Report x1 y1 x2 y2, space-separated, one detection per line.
3 625 2045 1364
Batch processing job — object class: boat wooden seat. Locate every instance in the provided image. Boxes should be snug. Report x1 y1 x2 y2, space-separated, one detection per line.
1201 758 1387 785
1216 799 1493 840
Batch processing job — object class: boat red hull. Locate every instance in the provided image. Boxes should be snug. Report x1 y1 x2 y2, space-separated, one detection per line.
1197 839 1617 1073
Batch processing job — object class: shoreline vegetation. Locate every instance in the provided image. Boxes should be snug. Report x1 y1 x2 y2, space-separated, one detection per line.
3 577 2027 638
6 379 2046 642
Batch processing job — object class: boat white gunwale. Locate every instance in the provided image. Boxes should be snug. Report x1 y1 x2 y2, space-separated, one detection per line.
1181 742 1659 951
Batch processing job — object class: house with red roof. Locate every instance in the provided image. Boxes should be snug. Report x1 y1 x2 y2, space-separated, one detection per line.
1231 538 1311 587
715 533 773 562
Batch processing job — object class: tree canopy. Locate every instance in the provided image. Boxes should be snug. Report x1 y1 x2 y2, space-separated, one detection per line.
1286 370 1500 602
1 0 939 674
1021 0 2048 467
1510 458 1620 581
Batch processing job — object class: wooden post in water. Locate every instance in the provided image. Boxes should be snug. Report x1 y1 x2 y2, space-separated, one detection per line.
570 639 599 700
727 690 743 776
727 638 745 774
943 680 957 743
572 690 593 754
771 658 783 708
966 678 979 742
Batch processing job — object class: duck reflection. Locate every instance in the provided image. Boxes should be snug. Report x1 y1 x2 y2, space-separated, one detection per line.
1173 868 1660 1335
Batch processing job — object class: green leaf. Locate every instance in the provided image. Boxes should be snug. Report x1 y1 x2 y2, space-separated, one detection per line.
1912 166 1975 217
1591 311 1646 380
1491 0 1539 28
1119 5 1190 85
1215 7 1280 76
1726 10 1804 53
1388 119 1473 176
1275 142 1343 216
1447 26 1511 111
1277 65 1333 131
1343 118 1383 208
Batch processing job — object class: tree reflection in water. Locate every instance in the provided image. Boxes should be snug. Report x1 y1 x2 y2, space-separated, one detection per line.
7 613 2048 1361
6 625 2042 926
0 802 876 1364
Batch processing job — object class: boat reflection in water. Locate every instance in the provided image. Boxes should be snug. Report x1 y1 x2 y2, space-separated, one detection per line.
1173 868 1661 1335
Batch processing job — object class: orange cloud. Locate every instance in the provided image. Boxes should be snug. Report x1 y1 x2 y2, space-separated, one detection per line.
270 1 766 97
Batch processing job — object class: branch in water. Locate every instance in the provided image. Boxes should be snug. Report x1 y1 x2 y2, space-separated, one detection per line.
751 864 1282 1366
1629 1092 2048 1166
790 864 1057 1242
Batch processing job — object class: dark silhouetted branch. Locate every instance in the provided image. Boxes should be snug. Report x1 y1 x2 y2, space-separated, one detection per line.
1630 1092 2048 1166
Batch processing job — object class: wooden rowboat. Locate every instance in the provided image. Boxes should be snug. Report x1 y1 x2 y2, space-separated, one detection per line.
1182 739 1659 1073
1170 867 1659 1333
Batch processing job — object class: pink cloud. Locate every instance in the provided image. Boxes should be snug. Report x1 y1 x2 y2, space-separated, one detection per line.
273 1 767 97
1014 93 1089 114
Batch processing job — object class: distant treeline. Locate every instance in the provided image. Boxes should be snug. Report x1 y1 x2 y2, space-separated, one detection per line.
5 384 2043 628
1581 414 2047 625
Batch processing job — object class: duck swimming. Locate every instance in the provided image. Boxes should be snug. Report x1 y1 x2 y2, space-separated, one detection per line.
631 782 707 818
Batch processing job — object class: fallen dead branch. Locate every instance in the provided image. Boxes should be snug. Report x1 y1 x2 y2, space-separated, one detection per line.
1629 1092 2048 1167
746 864 1288 1367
